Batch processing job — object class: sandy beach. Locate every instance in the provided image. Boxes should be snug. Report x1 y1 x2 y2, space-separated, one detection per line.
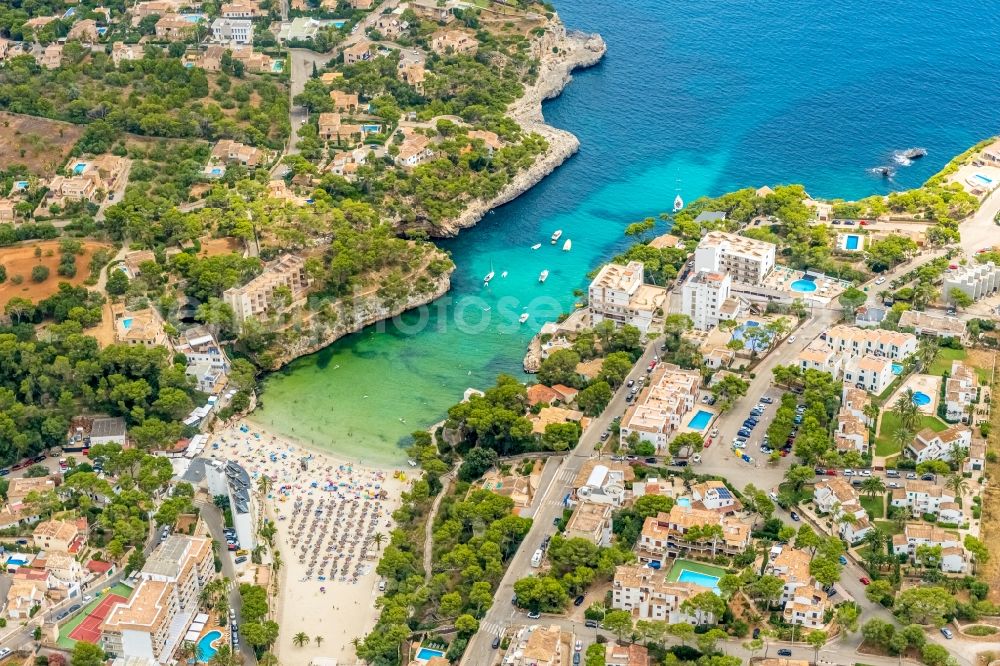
206 420 408 665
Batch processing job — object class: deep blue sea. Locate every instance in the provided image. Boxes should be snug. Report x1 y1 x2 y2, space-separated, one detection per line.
253 0 1000 465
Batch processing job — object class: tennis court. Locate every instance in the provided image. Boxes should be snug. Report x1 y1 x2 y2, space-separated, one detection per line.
68 593 127 643
57 583 133 649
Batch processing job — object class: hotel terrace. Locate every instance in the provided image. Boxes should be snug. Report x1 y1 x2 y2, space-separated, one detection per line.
636 505 750 565
588 261 668 335
611 564 713 624
619 363 700 452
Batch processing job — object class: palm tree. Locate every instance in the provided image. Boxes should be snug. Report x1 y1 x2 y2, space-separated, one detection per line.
315 636 324 648
210 646 243 666
912 282 939 310
860 476 886 500
894 390 919 431
369 533 385 551
893 505 912 531
257 475 273 497
945 473 968 499
863 403 881 433
893 425 913 453
258 654 279 666
177 640 195 663
293 632 310 648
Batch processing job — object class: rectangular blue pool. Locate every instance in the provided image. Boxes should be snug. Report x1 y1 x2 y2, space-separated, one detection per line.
677 569 720 592
416 647 446 661
892 363 903 375
845 234 860 250
687 409 713 430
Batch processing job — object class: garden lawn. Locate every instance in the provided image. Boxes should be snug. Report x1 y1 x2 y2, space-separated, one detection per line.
927 348 967 377
875 413 949 456
860 495 884 519
875 520 903 535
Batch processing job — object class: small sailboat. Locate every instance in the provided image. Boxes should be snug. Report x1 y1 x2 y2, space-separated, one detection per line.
531 243 541 250
501 271 508 278
550 230 562 244
483 260 495 286
518 313 529 324
538 269 549 283
673 194 684 212
562 239 572 251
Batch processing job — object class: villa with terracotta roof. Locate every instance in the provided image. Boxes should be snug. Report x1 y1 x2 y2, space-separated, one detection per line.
842 354 893 395
396 133 434 167
898 309 967 341
834 413 869 455
889 480 962 523
690 479 741 514
526 384 561 406
502 624 573 666
906 425 972 463
343 39 373 65
6 579 46 619
813 477 870 543
605 643 650 666
841 386 873 425
7 475 60 505
33 520 80 552
612 564 715 624
891 523 967 573
430 29 477 55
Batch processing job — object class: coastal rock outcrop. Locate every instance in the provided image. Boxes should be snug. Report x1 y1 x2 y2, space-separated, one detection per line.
266 265 454 369
432 22 607 237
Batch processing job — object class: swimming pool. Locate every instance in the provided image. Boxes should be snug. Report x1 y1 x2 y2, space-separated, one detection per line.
845 234 860 250
362 124 382 133
332 19 347 28
677 569 720 592
210 167 223 176
416 647 446 662
272 60 284 72
912 391 931 406
6 558 27 567
72 162 87 175
181 13 206 22
975 174 993 185
790 278 817 293
196 630 222 662
122 318 133 330
892 363 903 375
13 181 28 191
676 497 691 508
687 409 713 430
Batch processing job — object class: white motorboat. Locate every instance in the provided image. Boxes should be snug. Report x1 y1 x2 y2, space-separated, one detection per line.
518 313 529 324
501 271 508 278
538 269 549 283
531 243 541 250
673 194 684 212
483 260 495 286
562 239 572 251
550 230 562 244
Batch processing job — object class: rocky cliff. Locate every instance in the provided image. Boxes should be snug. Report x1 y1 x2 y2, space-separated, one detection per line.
432 23 607 237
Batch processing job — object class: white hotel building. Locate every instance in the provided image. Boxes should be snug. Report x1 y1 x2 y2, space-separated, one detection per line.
943 261 1000 302
693 231 776 285
680 270 744 331
588 261 668 334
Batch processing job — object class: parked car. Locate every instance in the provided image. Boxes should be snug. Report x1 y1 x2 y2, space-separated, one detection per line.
227 544 238 551
920 473 935 481
644 457 657 464
575 640 583 652
906 472 917 479
600 431 611 442
0 648 11 659
859 577 871 585
69 604 81 613
626 379 635 387
527 610 540 619
672 460 689 467
777 649 792 657
235 556 247 564
761 396 773 404
838 555 848 565
492 636 502 650
752 628 760 639
584 619 598 628
843 469 854 477
941 628 953 639
0 469 8 476
573 653 581 665
574 595 585 606
886 469 899 478
789 511 800 521
787 335 796 343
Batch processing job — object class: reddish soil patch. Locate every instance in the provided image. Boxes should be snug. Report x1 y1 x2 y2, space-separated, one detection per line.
0 240 111 307
198 236 244 258
0 113 85 176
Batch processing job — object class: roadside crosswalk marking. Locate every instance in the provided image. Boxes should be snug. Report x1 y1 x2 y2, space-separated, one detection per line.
480 621 503 636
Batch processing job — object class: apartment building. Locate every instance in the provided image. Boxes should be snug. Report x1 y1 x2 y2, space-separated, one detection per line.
766 546 829 629
221 1 262 17
824 325 917 361
834 413 869 455
611 565 713 624
813 478 870 543
943 261 1000 302
211 18 253 44
891 524 967 573
222 254 310 325
906 425 972 463
841 387 873 426
944 361 978 422
636 506 750 565
842 355 893 395
898 310 966 341
564 501 613 547
619 364 700 451
889 481 961 522
693 231 776 285
588 261 668 334
680 270 744 331
796 340 842 376
102 534 214 661
7 476 59 505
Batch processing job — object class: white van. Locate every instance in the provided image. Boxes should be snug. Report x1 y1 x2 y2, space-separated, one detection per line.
530 549 543 568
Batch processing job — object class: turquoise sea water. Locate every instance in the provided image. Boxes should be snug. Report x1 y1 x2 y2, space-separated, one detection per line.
252 0 1000 465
